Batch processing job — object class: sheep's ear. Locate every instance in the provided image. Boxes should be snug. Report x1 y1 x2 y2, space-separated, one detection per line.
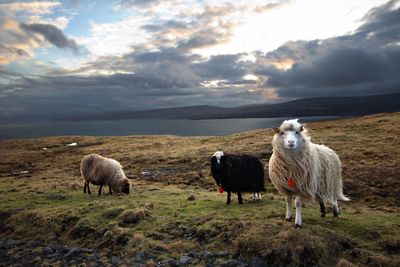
300 124 305 132
272 128 280 134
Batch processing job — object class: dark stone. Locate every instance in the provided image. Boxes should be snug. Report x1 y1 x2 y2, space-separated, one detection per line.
218 251 229 257
249 257 267 267
136 251 148 262
202 251 214 261
64 248 79 258
178 256 193 265
5 239 24 247
111 256 121 266
187 195 196 201
42 246 54 255
46 253 61 259
222 259 248 267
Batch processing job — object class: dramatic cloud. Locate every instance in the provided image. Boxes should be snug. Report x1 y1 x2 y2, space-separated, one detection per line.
20 23 79 51
0 1 398 121
255 0 400 98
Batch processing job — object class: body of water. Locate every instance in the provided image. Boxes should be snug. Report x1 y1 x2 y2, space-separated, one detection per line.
0 116 341 140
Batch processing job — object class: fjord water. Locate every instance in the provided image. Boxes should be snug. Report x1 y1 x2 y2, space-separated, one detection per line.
0 116 340 140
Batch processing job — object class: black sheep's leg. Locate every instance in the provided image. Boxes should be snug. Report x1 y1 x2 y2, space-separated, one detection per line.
226 191 231 205
87 183 91 195
238 192 243 204
98 185 103 196
319 200 326 218
333 198 339 218
83 182 87 194
109 185 113 195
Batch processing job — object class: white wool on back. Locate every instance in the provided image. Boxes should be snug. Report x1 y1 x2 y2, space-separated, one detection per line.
269 120 348 204
80 154 129 192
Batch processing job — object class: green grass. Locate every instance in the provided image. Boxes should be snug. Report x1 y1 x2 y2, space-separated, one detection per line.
1 113 400 266
1 180 399 265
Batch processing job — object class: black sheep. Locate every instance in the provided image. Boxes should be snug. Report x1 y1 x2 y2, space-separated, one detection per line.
211 151 265 204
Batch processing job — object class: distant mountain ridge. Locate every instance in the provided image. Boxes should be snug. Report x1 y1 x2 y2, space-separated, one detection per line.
56 93 400 121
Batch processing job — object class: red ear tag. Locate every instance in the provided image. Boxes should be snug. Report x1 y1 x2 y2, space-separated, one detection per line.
288 178 295 188
218 187 224 193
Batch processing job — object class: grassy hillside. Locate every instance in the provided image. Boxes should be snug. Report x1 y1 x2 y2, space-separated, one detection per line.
0 113 399 266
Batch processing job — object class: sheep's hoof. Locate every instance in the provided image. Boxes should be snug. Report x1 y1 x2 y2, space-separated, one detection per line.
320 212 326 218
285 217 292 222
226 202 231 205
294 224 302 229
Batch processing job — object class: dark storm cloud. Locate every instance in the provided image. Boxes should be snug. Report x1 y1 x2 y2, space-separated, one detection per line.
1 1 399 120
192 54 249 80
20 23 79 51
256 0 400 98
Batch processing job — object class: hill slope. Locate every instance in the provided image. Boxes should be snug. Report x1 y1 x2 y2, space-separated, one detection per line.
56 93 400 121
0 113 399 266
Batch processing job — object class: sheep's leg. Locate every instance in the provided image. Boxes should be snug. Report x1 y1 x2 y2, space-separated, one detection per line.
319 200 326 218
83 182 87 194
98 185 102 196
333 198 339 218
109 186 112 195
252 193 256 200
87 183 91 195
238 192 243 204
294 196 302 228
226 191 231 205
285 195 292 221
258 192 262 200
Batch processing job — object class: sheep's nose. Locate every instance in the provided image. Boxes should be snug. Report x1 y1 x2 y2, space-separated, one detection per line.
288 140 295 144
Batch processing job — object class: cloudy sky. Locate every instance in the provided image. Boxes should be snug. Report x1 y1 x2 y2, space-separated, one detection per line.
0 0 399 120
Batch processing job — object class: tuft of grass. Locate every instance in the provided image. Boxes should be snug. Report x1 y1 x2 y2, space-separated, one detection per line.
120 208 151 226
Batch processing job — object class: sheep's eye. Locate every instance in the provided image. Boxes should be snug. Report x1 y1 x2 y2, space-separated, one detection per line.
296 131 299 135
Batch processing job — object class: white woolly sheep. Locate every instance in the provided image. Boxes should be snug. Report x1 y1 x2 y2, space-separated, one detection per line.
80 154 131 195
268 119 349 227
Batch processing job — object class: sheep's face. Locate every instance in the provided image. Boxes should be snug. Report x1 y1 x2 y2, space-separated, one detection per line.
212 151 224 164
273 119 306 151
118 178 131 194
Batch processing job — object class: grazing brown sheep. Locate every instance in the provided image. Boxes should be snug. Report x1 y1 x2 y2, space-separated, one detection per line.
80 154 131 195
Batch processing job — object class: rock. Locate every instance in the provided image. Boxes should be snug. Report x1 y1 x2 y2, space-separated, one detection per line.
64 248 79 258
42 246 54 255
178 256 193 265
249 257 267 267
222 259 248 267
187 194 196 201
5 239 24 247
136 251 148 262
111 256 121 266
218 251 229 257
202 250 214 261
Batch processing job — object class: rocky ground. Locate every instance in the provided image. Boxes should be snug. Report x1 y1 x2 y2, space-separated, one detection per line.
0 238 259 267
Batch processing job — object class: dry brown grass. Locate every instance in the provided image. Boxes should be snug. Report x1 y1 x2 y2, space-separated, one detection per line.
0 112 399 266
